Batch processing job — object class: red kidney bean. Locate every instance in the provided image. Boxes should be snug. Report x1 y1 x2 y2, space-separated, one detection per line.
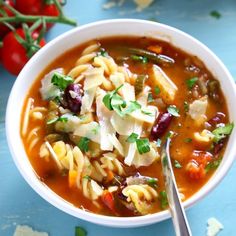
150 112 173 140
213 139 225 155
207 112 225 127
64 83 83 113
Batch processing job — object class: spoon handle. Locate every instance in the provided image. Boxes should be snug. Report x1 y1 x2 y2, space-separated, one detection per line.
161 138 192 236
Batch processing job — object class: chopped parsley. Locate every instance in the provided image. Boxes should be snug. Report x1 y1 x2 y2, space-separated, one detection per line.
147 178 158 188
147 92 154 103
136 138 151 154
47 116 68 125
78 137 90 152
83 175 91 180
126 133 151 154
97 48 108 57
184 138 192 143
126 133 138 143
174 160 182 169
103 85 141 117
154 86 161 95
184 101 189 112
141 109 153 116
162 155 168 167
102 85 124 111
205 159 222 172
154 139 162 147
51 72 73 90
186 77 198 89
167 105 180 117
123 101 141 115
75 226 87 236
131 55 148 64
210 10 221 19
159 190 168 209
212 123 234 143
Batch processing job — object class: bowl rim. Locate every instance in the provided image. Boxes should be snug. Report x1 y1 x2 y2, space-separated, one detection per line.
5 18 236 228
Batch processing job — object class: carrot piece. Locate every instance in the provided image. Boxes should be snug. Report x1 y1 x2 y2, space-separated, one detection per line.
69 170 77 188
105 169 114 182
147 45 163 54
101 190 116 213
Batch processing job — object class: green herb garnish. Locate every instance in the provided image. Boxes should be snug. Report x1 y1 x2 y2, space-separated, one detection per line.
103 85 124 111
78 137 90 152
159 191 168 209
162 155 168 167
210 10 221 19
141 109 153 116
147 92 154 103
136 138 151 154
123 101 141 115
103 85 141 117
97 48 108 57
47 116 68 125
154 86 161 95
212 123 234 143
75 227 87 236
83 175 91 180
184 138 192 143
184 101 189 112
174 160 182 169
154 139 162 147
131 55 148 64
186 77 198 89
167 105 180 117
126 133 138 143
126 133 151 154
205 159 222 172
51 72 73 90
147 178 158 188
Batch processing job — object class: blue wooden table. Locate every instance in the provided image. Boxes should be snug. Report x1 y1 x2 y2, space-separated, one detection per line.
0 1 236 235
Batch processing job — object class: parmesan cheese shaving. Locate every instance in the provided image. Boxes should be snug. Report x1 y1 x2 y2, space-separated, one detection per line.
206 217 224 236
13 225 48 236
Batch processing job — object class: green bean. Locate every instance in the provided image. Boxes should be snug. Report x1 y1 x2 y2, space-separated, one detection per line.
135 75 147 95
117 47 175 66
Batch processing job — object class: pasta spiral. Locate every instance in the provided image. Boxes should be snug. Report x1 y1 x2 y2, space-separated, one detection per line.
100 152 126 176
122 184 158 215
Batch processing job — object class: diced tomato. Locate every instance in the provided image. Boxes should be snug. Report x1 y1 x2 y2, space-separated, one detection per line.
101 190 116 213
186 151 212 180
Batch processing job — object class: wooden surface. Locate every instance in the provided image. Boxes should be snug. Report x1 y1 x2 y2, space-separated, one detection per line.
0 0 236 235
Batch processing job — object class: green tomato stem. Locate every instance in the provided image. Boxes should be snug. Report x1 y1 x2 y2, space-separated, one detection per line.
0 1 77 26
0 15 77 26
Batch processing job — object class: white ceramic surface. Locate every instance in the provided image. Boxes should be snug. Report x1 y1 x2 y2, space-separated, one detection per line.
6 19 236 228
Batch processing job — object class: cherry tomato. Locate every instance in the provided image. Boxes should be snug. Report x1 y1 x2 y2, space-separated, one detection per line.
0 0 15 38
15 0 42 15
42 3 60 30
185 151 212 180
0 47 2 63
15 0 60 30
2 28 46 75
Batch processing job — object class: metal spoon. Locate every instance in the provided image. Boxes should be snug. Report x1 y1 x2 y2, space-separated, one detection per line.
161 137 192 236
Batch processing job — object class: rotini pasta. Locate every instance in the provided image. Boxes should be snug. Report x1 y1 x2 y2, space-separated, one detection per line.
122 184 158 215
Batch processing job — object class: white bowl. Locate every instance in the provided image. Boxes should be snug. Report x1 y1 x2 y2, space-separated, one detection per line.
6 19 236 228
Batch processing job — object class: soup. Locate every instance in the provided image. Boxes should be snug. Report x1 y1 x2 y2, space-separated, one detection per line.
21 37 233 216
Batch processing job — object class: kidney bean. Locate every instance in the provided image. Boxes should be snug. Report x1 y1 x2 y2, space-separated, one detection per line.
64 83 83 113
207 112 225 127
150 112 172 140
213 139 225 155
